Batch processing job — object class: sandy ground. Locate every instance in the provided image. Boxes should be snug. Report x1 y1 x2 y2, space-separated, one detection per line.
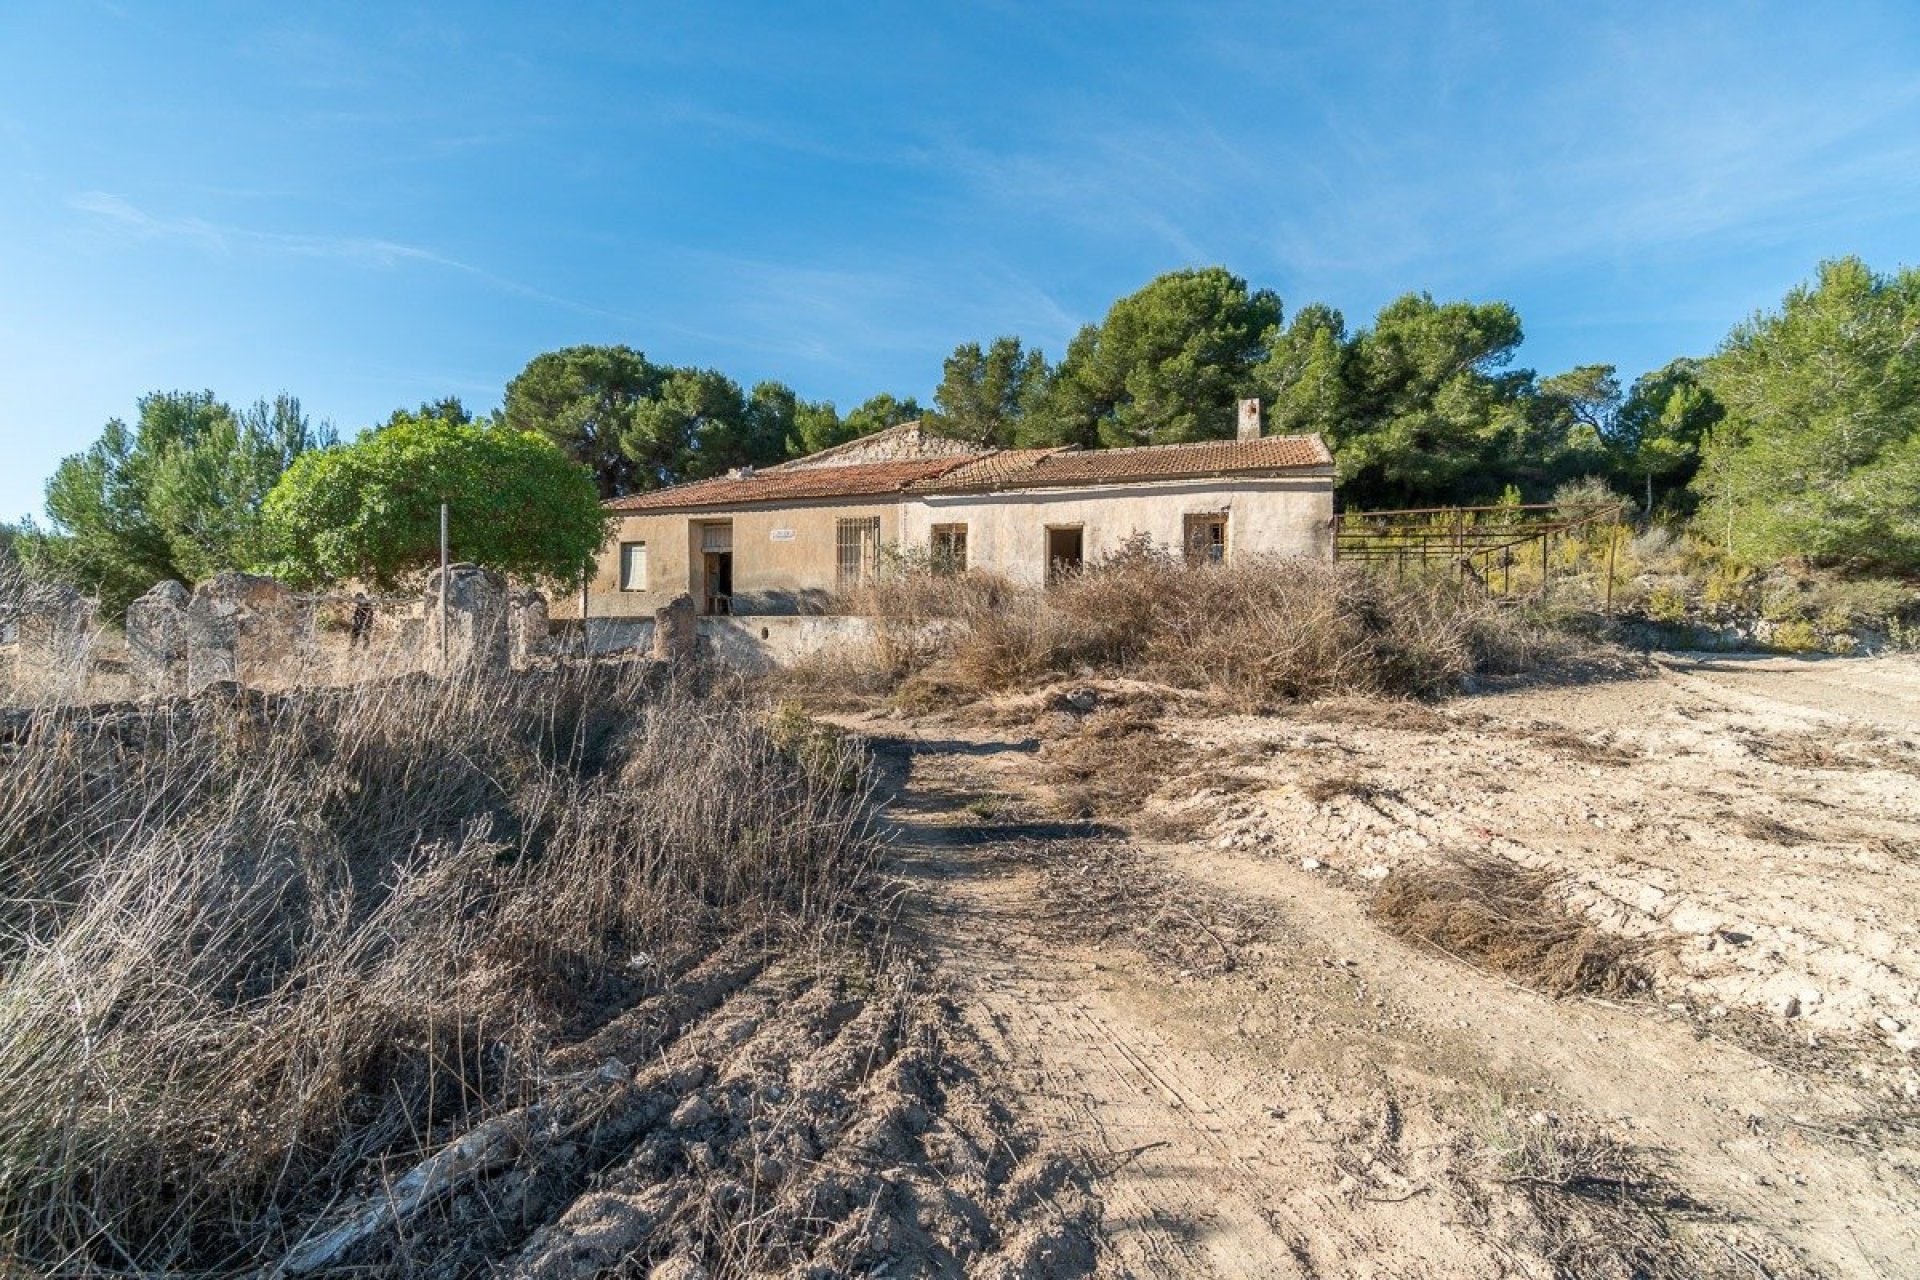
845 652 1920 1278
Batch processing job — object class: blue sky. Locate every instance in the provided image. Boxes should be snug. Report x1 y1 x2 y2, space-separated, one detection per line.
3 2 1918 522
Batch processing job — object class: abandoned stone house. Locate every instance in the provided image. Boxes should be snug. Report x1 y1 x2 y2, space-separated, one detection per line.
581 404 1335 619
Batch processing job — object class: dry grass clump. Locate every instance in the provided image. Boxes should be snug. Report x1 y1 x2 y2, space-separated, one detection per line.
806 546 1577 713
1371 855 1652 998
1513 722 1642 765
1471 1104 1716 1280
1304 775 1395 804
0 661 877 1274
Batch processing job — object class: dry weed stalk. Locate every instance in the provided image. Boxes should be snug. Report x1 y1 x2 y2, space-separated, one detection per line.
0 660 879 1274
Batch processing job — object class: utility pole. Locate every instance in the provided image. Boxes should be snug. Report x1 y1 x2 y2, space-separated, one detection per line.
439 502 449 671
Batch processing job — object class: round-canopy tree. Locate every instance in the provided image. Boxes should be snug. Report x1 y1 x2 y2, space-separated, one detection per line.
259 408 605 590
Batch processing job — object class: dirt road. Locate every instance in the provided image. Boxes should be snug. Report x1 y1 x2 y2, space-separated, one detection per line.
853 653 1920 1278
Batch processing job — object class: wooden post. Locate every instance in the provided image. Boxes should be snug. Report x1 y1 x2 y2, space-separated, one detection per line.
438 502 449 671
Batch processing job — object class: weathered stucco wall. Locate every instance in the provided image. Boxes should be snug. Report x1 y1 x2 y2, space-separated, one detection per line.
584 499 903 618
899 476 1334 586
582 474 1334 616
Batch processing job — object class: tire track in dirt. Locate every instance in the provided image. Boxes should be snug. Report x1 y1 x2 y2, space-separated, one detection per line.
874 732 1520 1279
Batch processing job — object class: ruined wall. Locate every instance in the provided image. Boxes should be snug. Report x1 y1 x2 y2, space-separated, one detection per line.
4 583 97 702
4 568 553 705
423 564 510 674
126 580 190 697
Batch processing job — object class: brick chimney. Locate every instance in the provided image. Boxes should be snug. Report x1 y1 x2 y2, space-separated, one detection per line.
1237 397 1263 441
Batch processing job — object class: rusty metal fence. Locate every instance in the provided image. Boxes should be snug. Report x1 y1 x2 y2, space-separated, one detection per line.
1332 501 1629 611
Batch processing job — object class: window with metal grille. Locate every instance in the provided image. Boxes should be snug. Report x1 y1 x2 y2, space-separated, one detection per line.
836 517 881 587
1184 513 1228 565
930 523 968 575
619 541 647 590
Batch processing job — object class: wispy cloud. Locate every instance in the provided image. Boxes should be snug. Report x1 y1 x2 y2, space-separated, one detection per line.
67 190 658 327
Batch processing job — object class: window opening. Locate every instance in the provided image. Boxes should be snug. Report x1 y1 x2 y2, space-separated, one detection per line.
837 517 882 588
930 523 968 575
1184 513 1229 565
1045 525 1084 584
619 541 648 590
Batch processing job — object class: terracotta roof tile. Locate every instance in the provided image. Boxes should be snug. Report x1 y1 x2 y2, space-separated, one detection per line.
603 434 1332 513
602 457 973 513
923 435 1332 492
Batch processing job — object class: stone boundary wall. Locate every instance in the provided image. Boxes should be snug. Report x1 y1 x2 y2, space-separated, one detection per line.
5 568 554 704
580 610 882 671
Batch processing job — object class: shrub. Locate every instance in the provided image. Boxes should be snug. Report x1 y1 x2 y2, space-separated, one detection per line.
1645 585 1689 623
0 663 876 1272
798 550 1583 710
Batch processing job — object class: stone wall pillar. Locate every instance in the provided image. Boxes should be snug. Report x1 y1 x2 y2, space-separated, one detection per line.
653 593 698 661
509 590 550 667
187 572 304 694
126 580 190 697
12 584 94 699
423 564 510 674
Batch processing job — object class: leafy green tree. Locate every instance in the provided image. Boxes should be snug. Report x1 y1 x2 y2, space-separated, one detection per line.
1609 359 1721 513
1033 268 1281 449
623 367 775 486
1519 364 1620 493
844 392 922 437
259 409 603 589
1255 303 1354 441
503 345 666 498
25 391 327 614
928 337 1050 447
1694 257 1920 569
1324 293 1531 507
782 391 922 457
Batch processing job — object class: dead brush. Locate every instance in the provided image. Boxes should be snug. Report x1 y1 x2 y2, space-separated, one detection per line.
1039 711 1191 822
1514 722 1641 765
1304 775 1395 804
0 660 881 1275
803 553 1573 711
1037 840 1257 976
1370 855 1653 998
1471 1102 1709 1280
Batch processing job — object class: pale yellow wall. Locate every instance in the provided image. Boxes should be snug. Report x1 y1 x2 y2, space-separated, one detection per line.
898 476 1334 586
582 498 903 617
578 476 1333 617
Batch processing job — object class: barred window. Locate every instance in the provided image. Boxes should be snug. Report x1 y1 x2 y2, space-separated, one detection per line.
930 523 968 575
836 517 882 588
619 541 648 589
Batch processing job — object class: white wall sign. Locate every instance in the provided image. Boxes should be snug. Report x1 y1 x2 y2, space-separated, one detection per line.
770 528 796 542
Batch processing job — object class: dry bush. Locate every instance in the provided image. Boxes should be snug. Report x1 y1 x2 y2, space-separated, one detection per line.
1471 1104 1716 1280
811 549 1574 712
1039 710 1191 822
0 661 879 1274
1371 855 1652 998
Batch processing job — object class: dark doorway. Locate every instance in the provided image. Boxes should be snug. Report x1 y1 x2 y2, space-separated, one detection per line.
702 551 733 615
1045 526 1084 584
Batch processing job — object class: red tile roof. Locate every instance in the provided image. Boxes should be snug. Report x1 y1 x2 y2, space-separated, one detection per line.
602 435 1332 513
920 435 1332 492
602 457 973 513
